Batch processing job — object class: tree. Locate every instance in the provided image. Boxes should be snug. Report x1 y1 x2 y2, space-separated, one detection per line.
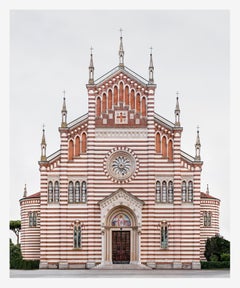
204 234 230 261
10 220 21 245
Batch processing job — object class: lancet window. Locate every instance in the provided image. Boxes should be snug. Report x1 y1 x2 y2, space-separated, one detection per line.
68 180 87 203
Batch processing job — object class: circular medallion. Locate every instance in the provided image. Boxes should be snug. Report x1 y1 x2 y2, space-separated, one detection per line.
104 147 139 183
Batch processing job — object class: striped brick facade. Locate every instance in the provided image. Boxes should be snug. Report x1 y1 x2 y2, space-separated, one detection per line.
19 39 220 269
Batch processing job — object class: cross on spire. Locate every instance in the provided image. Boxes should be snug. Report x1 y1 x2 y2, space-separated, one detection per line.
63 90 66 98
90 46 93 54
150 47 153 54
119 28 123 37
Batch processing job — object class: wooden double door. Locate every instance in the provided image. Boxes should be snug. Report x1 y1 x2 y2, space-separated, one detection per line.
112 231 130 264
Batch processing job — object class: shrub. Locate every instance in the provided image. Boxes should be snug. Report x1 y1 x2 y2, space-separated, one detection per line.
204 235 230 262
201 261 230 269
221 253 230 262
10 239 39 269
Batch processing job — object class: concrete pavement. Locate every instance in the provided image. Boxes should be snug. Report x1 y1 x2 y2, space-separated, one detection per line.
10 268 230 278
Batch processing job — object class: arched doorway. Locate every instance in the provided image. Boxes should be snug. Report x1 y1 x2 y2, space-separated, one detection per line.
98 188 144 265
104 205 139 264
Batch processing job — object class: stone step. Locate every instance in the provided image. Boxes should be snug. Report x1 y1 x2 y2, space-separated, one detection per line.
92 263 152 270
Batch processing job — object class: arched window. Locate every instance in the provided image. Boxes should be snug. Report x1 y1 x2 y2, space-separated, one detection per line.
141 97 146 116
114 86 118 105
68 139 74 161
48 181 53 203
130 89 135 109
188 181 193 202
29 212 33 227
108 89 112 109
155 132 161 153
162 181 167 202
156 180 161 202
162 136 167 157
203 211 211 227
68 181 74 203
54 181 59 202
161 222 168 249
73 224 82 248
29 211 37 227
168 181 173 203
136 93 141 113
125 85 129 105
96 97 101 117
81 181 87 202
81 132 87 154
75 136 80 157
102 93 107 113
182 181 187 202
119 82 124 103
168 139 173 161
75 181 80 203
32 211 37 227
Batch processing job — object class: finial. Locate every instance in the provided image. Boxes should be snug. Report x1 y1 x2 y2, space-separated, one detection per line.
61 92 67 127
175 93 180 126
120 28 123 38
195 125 201 161
119 28 124 67
148 47 154 84
41 124 47 161
88 47 94 84
206 184 209 195
23 183 27 198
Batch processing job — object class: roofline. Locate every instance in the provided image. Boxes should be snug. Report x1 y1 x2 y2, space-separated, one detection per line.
154 112 175 129
19 192 40 202
94 65 150 87
200 192 220 201
67 113 88 129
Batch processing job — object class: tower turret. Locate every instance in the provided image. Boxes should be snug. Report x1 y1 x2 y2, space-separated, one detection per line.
206 184 209 195
40 125 47 162
61 91 67 128
148 47 154 84
175 93 181 126
88 47 94 84
195 126 201 161
23 183 27 198
119 28 124 67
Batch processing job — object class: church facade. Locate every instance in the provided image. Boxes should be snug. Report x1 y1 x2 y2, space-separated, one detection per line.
19 35 220 269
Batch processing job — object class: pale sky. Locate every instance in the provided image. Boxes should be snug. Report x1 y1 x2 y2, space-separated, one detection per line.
1 0 240 286
9 10 230 241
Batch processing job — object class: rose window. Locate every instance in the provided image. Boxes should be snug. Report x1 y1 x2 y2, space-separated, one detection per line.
112 156 131 176
104 148 139 183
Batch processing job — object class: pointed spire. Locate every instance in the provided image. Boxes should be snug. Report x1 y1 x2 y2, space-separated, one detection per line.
175 92 181 126
206 184 209 195
61 90 67 128
119 28 124 67
88 47 94 84
148 47 154 84
41 124 47 162
195 126 201 161
23 184 27 198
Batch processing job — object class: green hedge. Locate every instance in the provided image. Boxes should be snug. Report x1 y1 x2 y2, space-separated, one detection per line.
201 261 230 269
10 240 39 270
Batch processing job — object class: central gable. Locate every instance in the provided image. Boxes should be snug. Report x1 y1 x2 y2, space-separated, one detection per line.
92 67 151 128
